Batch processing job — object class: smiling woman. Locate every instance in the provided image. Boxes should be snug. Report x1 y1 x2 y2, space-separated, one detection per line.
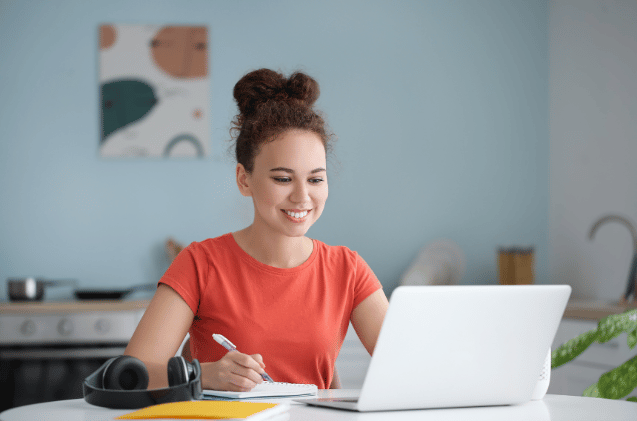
122 68 389 393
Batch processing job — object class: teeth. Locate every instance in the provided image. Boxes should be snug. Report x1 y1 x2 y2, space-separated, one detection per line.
286 210 308 218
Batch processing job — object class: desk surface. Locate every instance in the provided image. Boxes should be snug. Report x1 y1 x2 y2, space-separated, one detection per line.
1 391 635 421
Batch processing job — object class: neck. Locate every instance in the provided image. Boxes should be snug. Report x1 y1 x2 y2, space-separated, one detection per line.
233 225 312 269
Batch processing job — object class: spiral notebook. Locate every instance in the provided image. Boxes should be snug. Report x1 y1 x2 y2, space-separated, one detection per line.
203 382 318 399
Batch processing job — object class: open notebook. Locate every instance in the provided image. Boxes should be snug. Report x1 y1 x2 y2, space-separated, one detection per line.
203 382 318 399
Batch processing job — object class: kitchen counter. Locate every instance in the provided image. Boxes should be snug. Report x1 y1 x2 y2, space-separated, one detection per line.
2 297 635 319
563 298 637 321
0 299 151 314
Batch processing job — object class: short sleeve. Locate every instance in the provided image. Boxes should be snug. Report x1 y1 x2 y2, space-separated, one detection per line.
352 252 383 309
158 243 203 315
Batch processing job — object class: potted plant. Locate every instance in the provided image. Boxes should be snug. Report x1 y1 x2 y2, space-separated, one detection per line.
551 308 637 401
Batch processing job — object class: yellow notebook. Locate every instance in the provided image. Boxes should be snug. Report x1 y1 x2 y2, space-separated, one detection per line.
116 400 289 420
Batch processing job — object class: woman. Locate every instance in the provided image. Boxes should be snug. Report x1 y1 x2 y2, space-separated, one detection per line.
124 68 389 392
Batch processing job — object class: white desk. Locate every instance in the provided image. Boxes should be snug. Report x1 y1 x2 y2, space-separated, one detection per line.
1 390 635 420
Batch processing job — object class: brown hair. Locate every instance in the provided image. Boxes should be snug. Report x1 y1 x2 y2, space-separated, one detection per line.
231 68 333 172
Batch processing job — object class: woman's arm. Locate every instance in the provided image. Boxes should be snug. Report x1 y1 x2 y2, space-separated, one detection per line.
124 284 194 389
350 289 389 355
125 283 267 391
180 337 192 361
329 367 341 389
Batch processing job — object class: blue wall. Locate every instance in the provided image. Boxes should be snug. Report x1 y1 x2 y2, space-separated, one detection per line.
0 0 549 300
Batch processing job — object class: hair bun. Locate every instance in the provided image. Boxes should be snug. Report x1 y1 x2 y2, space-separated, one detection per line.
233 69 320 117
285 72 319 106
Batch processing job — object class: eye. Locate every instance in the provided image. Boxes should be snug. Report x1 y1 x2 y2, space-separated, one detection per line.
309 178 324 184
272 177 291 183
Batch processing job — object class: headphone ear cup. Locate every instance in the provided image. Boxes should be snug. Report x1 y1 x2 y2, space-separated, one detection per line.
167 356 190 387
103 356 149 391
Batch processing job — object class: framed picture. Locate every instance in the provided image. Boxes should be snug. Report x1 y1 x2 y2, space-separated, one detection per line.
99 24 209 158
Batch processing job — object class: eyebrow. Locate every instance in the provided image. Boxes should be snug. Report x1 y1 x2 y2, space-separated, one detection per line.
270 167 326 174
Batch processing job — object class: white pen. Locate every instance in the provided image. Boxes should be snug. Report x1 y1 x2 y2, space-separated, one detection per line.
212 333 275 383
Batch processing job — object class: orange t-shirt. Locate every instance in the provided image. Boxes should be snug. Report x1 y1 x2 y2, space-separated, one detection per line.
158 233 382 389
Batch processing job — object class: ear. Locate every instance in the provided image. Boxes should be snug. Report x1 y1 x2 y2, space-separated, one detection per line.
236 163 252 197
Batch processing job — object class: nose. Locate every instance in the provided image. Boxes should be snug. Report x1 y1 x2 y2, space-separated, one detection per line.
289 179 310 204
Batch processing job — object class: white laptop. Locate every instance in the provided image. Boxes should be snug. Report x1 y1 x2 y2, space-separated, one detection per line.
299 284 571 412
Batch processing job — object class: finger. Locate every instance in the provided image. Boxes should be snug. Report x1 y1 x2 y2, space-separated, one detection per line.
201 360 256 392
229 363 264 385
228 352 266 373
250 353 266 369
227 371 259 391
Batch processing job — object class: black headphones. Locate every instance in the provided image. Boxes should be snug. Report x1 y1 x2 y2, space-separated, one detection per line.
83 355 202 409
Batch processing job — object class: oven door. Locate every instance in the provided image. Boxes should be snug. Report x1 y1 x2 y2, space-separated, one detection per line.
0 343 127 411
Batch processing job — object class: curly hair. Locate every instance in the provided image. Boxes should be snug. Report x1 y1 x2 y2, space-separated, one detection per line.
231 68 333 172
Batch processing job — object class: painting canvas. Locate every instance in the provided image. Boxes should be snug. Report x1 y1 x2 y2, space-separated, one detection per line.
99 24 209 158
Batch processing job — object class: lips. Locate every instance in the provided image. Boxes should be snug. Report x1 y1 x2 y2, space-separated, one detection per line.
285 209 309 218
282 209 311 222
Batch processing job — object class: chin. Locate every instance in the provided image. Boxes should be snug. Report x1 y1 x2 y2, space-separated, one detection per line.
282 222 314 237
284 228 310 238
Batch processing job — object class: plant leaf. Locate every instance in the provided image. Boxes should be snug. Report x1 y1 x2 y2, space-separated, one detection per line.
596 309 637 343
627 397 637 402
628 329 637 349
552 329 599 369
582 382 600 397
597 355 637 399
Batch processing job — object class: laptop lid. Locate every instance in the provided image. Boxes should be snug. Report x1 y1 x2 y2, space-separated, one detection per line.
354 285 571 411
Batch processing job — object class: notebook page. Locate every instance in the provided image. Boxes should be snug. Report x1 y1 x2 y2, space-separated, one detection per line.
203 382 318 399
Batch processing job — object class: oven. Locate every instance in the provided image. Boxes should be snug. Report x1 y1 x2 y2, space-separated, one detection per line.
0 301 147 411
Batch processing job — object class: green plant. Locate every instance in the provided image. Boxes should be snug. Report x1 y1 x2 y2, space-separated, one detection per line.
551 308 637 402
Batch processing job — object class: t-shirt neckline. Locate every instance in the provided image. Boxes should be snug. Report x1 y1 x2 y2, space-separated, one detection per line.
225 233 318 274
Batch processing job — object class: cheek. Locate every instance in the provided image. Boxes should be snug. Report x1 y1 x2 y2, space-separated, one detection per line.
314 186 328 207
253 182 285 207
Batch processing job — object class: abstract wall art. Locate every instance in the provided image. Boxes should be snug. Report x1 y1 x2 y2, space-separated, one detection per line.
99 24 209 158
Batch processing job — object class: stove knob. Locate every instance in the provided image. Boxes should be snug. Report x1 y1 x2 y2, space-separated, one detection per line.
94 319 111 334
20 319 36 336
57 318 74 336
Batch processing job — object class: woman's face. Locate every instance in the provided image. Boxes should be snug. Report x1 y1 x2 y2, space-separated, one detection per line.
237 129 328 238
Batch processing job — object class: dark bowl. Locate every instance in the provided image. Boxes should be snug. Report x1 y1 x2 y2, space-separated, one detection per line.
74 290 130 300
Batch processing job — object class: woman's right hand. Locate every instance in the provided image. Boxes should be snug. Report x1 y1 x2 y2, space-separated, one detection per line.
202 351 267 391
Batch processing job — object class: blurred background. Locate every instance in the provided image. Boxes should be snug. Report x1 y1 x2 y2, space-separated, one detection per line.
2 0 637 408
0 0 635 302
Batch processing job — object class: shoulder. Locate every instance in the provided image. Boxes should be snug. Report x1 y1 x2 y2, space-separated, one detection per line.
188 233 233 249
313 239 362 267
312 240 380 293
182 233 236 259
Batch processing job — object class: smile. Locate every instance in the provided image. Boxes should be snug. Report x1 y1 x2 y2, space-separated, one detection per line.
285 210 309 218
282 209 310 222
